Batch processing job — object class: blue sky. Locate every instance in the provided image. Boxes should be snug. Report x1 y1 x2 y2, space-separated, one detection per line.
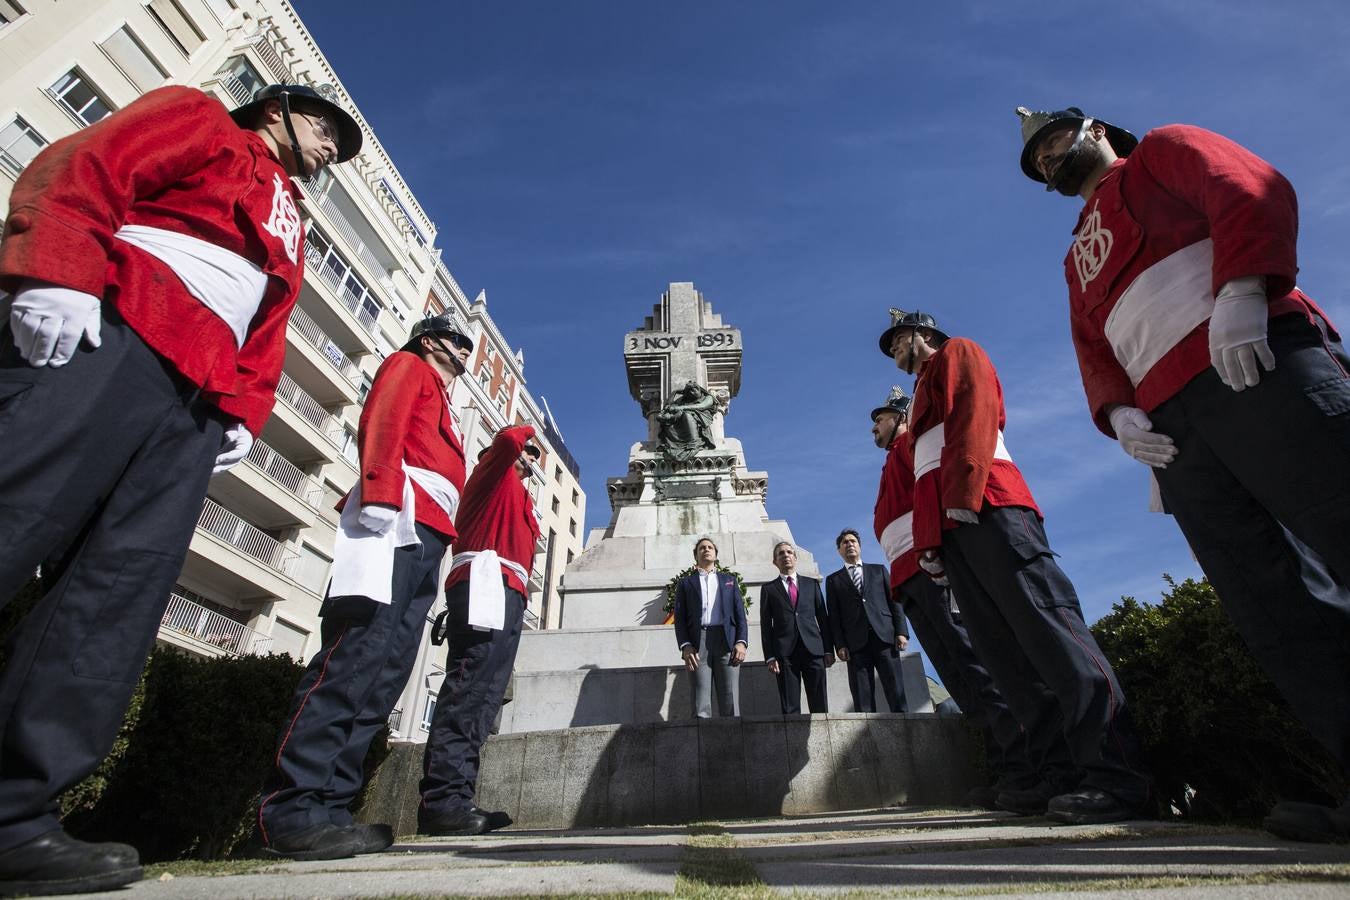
293 1 1349 631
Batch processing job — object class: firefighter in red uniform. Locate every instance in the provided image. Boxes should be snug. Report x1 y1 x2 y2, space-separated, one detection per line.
0 84 359 895
870 385 1060 812
882 308 1149 824
1018 105 1350 842
418 425 542 836
257 312 472 860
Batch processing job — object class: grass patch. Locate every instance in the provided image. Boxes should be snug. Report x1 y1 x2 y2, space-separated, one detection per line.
143 858 280 878
677 822 766 897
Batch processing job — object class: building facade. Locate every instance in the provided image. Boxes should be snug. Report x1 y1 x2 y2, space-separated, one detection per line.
0 0 585 741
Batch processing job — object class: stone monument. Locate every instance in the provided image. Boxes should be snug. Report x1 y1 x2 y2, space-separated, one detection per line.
558 282 821 628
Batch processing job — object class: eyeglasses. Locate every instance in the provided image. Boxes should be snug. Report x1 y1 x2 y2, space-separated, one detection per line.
301 113 337 145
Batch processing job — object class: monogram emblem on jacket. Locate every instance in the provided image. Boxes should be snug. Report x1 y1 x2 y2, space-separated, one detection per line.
262 173 302 264
1072 205 1113 290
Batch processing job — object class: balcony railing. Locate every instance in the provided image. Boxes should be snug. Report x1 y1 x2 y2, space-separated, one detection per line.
249 19 293 83
275 372 344 448
523 607 540 631
161 592 274 656
288 304 360 384
244 439 322 508
303 239 380 336
313 192 398 293
210 72 253 107
197 498 298 575
388 707 403 734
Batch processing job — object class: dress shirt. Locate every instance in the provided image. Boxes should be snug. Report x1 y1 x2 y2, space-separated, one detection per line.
698 568 722 627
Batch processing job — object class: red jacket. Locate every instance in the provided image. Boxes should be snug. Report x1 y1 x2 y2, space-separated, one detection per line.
1065 124 1335 436
909 338 1040 553
873 434 920 589
446 425 541 597
355 351 466 540
0 86 305 435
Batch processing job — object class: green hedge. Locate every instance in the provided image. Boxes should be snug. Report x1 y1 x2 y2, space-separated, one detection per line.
1091 576 1346 821
2 578 389 862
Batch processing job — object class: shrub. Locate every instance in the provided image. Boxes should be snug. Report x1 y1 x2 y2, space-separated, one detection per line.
1091 576 1346 821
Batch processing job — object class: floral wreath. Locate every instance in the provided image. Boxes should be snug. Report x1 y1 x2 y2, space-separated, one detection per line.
662 563 753 618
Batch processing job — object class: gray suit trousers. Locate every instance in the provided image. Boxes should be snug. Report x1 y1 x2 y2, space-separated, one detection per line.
692 626 740 718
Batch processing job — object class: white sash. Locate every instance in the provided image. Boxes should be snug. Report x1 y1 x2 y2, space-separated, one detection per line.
326 464 460 605
115 224 268 347
913 423 1014 479
450 550 531 631
879 513 914 564
1104 238 1215 387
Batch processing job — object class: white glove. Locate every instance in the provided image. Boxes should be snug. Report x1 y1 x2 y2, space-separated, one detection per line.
6 281 102 367
1209 276 1274 391
1108 405 1176 468
358 504 398 535
919 551 949 587
946 508 979 524
211 423 253 474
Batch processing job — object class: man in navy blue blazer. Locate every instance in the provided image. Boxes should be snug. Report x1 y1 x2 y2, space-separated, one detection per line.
673 536 749 717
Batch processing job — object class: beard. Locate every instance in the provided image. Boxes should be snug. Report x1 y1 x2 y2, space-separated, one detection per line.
1046 135 1108 197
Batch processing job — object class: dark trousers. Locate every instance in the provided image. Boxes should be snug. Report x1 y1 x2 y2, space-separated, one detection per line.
419 580 525 815
258 523 447 839
845 634 907 713
0 315 223 852
1151 314 1350 770
691 625 740 718
897 574 1041 788
943 507 1148 804
775 643 828 715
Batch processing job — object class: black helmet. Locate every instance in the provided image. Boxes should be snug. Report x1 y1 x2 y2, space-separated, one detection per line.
230 83 363 163
870 385 911 422
404 312 473 353
878 308 949 358
1015 106 1136 184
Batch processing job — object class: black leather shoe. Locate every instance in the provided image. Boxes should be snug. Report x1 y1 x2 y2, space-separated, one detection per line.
350 823 395 854
261 823 360 861
964 785 1000 810
418 807 488 837
469 806 513 832
1264 799 1350 843
1046 788 1140 825
996 782 1058 816
0 829 141 897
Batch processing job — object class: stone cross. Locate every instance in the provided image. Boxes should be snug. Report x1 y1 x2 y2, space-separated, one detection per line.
624 282 742 417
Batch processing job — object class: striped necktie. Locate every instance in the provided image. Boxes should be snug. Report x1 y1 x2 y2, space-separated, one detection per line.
850 565 863 592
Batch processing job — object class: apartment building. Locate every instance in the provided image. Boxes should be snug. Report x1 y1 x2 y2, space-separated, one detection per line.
0 0 585 741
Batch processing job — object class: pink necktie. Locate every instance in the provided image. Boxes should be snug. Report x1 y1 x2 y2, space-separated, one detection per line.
788 576 798 608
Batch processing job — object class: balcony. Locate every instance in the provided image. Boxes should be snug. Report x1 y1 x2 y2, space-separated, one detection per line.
523 607 540 632
388 707 403 736
301 239 382 353
286 303 363 406
159 592 274 658
185 498 308 602
211 438 320 530
311 190 398 296
206 71 253 107
263 372 347 467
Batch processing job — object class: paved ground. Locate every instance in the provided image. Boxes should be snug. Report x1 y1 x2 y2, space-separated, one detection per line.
68 807 1350 898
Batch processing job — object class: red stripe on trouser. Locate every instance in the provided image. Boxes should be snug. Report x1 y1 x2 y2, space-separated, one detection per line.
257 626 350 845
1055 607 1134 787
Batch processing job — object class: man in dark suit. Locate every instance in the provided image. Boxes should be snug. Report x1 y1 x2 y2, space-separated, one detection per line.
673 536 748 717
761 541 833 714
827 528 910 713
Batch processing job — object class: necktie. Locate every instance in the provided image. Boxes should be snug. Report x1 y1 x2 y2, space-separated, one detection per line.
850 565 863 592
787 576 798 608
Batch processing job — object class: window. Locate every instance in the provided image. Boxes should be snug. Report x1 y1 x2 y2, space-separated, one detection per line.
568 519 576 537
202 0 236 23
551 497 560 514
357 374 373 402
146 0 204 57
270 618 309 661
294 543 332 594
338 425 359 466
215 54 265 107
0 117 47 176
49 70 113 125
567 550 575 565
420 692 437 731
99 25 167 91
0 1 27 26
554 465 563 484
571 488 579 505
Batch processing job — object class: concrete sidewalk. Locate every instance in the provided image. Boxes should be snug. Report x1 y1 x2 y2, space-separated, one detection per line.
68 807 1350 898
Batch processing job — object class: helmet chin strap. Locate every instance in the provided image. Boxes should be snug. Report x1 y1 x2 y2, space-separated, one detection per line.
428 334 467 376
278 92 310 179
1044 117 1095 193
902 330 918 375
